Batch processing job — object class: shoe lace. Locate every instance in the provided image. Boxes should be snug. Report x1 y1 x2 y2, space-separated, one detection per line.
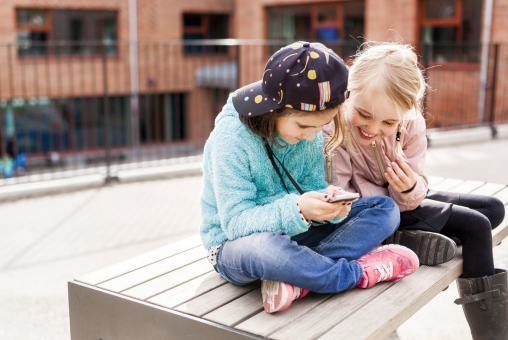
263 281 279 310
375 261 393 282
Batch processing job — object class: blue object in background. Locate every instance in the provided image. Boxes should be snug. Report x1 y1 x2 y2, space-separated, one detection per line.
316 27 342 42
2 158 14 178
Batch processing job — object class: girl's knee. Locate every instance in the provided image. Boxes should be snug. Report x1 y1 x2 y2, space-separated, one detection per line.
488 197 506 229
374 196 400 233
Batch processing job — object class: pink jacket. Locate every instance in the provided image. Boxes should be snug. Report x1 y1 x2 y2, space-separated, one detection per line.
322 116 429 212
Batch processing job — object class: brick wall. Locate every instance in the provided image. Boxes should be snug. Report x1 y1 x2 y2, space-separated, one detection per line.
364 0 419 45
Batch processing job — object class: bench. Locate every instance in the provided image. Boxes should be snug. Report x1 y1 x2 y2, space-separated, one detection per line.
68 177 508 340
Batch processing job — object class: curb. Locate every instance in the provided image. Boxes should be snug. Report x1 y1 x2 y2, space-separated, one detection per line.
2 124 508 202
0 161 203 202
426 123 508 147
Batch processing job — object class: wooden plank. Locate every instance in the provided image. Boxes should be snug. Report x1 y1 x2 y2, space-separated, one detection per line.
235 292 332 337
493 217 508 248
76 235 203 285
494 187 508 205
470 182 507 196
148 271 227 308
429 177 464 192
122 259 213 300
175 282 260 317
427 176 445 188
316 256 463 340
269 283 393 340
448 179 485 194
203 288 264 327
98 246 207 293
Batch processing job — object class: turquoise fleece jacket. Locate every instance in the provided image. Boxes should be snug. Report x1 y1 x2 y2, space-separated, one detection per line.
200 96 345 250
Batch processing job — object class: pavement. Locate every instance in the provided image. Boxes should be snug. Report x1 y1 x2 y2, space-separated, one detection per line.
1 135 508 340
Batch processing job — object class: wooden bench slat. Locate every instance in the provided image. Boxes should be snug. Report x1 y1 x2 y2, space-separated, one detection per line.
122 259 213 300
75 235 203 285
427 176 445 187
148 272 227 308
316 257 463 340
471 182 507 196
174 282 259 317
494 187 508 205
428 177 464 192
493 215 508 247
98 246 207 293
269 283 392 340
235 293 332 337
203 288 264 327
447 179 485 194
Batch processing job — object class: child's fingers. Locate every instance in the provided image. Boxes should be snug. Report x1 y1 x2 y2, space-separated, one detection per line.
390 162 410 182
334 201 353 218
395 158 416 177
305 191 330 202
324 185 342 198
385 167 404 187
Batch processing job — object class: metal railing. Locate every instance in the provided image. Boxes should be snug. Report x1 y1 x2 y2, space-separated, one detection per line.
0 40 506 183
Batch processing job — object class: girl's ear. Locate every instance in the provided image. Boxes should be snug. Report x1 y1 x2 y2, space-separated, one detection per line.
345 90 350 100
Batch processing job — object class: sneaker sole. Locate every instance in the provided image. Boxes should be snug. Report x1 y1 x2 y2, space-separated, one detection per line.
385 231 457 266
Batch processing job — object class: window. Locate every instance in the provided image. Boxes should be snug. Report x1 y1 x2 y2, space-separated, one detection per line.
16 9 118 57
267 1 364 57
419 0 482 63
182 14 229 54
1 96 130 153
139 93 187 143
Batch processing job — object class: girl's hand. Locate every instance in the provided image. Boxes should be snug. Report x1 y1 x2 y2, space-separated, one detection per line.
385 158 418 193
298 189 353 221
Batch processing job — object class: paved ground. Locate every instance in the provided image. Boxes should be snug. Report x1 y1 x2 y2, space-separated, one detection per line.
0 137 507 340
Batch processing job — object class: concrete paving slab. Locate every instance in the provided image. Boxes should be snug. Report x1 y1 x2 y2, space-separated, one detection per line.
427 126 493 147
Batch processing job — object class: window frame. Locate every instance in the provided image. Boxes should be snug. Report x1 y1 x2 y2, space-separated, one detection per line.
181 13 230 56
16 8 52 33
266 2 346 42
15 7 119 59
419 0 463 40
417 0 480 67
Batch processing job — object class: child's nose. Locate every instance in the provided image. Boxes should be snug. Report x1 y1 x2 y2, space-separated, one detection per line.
304 132 315 141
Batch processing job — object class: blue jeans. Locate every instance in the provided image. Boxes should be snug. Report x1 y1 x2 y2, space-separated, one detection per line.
214 196 400 294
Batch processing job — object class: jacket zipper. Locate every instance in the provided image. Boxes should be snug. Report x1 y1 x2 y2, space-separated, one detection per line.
372 141 388 184
326 155 332 184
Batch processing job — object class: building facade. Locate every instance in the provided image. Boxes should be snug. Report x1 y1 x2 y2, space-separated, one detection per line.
0 0 506 164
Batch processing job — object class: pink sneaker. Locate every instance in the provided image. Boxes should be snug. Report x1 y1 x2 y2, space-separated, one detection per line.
356 244 419 289
261 281 310 313
293 286 311 300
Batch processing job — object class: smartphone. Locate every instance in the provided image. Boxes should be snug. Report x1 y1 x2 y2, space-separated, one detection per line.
328 192 360 203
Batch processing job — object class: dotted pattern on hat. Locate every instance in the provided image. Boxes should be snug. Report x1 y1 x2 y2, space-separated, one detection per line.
240 42 335 112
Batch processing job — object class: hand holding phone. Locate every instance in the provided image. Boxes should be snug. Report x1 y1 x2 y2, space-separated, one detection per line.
328 192 360 203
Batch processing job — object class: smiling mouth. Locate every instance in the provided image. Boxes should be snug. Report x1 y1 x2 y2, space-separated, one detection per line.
357 127 376 139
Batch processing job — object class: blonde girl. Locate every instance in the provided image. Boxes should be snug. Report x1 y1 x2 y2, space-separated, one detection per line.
324 42 506 339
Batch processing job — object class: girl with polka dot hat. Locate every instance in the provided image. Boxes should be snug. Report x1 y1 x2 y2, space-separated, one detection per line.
200 41 419 314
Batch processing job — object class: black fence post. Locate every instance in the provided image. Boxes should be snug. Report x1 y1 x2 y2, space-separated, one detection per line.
102 43 119 183
235 44 240 89
489 44 499 135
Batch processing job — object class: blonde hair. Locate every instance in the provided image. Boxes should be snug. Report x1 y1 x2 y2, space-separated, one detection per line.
240 104 347 155
346 41 427 158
